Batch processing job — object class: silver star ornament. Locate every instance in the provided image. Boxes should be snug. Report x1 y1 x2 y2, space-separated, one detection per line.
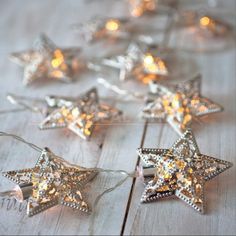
39 88 122 140
138 129 232 213
2 147 97 216
102 43 168 82
142 74 223 135
10 33 82 85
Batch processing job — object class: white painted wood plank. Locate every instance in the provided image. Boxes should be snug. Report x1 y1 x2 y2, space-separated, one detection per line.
123 19 236 236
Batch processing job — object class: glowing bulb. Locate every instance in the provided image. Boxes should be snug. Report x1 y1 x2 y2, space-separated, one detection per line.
51 49 64 68
72 108 80 118
105 20 120 31
144 54 154 65
200 16 210 26
172 94 181 108
143 54 168 75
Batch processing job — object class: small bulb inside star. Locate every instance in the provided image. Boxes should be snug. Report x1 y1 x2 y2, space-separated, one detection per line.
144 54 154 65
200 16 210 26
51 49 64 68
105 20 120 31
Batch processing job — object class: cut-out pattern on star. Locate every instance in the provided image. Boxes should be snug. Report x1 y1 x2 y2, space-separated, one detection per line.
10 33 82 86
137 129 232 213
39 88 122 140
142 74 223 135
73 17 131 43
2 148 97 216
102 43 168 82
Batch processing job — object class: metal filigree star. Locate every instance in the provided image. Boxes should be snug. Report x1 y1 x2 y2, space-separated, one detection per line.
137 129 232 213
102 43 168 82
10 33 82 86
142 74 223 135
73 17 131 43
2 148 97 216
39 88 122 140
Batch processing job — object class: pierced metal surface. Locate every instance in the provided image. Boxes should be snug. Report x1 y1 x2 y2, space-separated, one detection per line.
39 88 122 140
142 75 223 135
2 148 98 216
102 43 168 82
137 129 233 213
9 33 82 86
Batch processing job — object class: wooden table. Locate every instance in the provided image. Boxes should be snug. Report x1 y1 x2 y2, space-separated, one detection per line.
0 0 235 235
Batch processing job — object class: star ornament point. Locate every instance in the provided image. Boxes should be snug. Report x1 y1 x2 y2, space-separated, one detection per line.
10 33 82 86
138 129 232 213
142 75 223 135
102 43 168 82
39 88 122 140
2 148 97 216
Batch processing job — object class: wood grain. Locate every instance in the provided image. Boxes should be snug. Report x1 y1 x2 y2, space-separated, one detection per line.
0 0 235 235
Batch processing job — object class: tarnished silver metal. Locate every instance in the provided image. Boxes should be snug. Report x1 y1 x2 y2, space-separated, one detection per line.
138 129 233 213
39 88 122 140
142 74 223 135
2 147 98 216
9 33 83 86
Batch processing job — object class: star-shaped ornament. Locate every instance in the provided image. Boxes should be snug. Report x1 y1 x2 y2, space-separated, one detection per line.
10 34 83 86
73 17 131 43
102 43 168 82
138 129 232 213
39 88 122 140
142 74 223 135
2 147 97 216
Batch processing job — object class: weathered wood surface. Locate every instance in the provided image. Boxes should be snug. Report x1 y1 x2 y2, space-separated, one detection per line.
0 0 235 235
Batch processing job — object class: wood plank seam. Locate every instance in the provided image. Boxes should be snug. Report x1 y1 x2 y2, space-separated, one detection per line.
120 121 148 235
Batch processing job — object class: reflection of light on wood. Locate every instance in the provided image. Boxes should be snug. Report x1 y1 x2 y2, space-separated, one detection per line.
105 19 120 31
